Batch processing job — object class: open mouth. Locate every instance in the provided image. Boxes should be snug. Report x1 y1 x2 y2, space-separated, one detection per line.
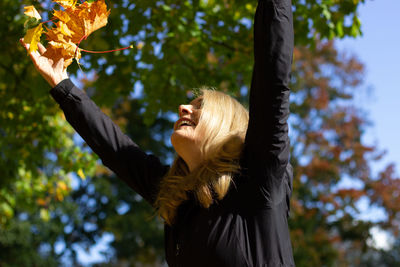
176 119 196 130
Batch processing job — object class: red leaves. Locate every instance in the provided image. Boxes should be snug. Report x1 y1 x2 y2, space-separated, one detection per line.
290 41 400 263
367 164 400 233
301 157 340 183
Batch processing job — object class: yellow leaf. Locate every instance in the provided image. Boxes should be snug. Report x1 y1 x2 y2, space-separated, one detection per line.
1 203 14 218
54 0 77 8
59 21 74 37
40 208 50 222
58 181 68 191
24 23 43 54
77 168 85 179
245 3 253 11
23 106 31 112
136 42 144 50
24 5 42 20
56 187 64 201
45 25 69 43
234 11 241 20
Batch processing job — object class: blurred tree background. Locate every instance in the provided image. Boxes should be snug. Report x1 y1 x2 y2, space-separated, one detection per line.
1 0 399 266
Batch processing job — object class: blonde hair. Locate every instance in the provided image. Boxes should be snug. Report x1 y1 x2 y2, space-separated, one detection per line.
155 89 249 225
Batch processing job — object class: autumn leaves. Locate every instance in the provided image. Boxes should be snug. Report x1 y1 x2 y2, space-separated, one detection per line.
23 0 110 68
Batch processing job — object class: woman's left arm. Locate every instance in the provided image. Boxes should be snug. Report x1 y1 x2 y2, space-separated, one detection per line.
244 0 293 189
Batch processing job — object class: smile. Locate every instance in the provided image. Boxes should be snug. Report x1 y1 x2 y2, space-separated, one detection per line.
178 120 195 127
176 118 196 130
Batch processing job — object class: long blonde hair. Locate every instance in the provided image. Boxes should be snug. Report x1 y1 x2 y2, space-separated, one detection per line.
155 89 249 225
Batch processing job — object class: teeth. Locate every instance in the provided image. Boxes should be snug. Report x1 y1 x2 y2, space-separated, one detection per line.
178 120 194 128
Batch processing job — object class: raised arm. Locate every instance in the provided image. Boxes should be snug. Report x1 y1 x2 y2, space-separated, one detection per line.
20 40 167 205
51 79 168 204
244 0 293 184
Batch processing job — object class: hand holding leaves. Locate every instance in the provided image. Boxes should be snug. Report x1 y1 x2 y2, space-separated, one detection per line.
20 38 69 87
22 0 110 69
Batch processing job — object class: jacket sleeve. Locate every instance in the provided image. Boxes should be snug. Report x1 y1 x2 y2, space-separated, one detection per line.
244 0 293 194
50 79 168 205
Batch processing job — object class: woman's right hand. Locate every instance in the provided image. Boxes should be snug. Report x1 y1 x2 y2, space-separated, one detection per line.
20 38 69 87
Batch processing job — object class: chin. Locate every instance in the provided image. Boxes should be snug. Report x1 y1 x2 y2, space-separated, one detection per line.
170 131 179 148
171 130 188 148
171 129 197 153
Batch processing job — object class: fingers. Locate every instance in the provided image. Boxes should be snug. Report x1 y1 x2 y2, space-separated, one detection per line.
20 38 45 54
54 57 64 71
19 38 28 52
38 42 46 55
20 38 40 63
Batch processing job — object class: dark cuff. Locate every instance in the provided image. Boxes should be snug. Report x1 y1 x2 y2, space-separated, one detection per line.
50 78 75 104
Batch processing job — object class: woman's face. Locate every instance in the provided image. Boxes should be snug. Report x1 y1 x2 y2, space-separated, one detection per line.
171 97 203 144
170 97 203 169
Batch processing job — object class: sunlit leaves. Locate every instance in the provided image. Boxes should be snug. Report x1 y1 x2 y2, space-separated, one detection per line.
23 5 41 20
39 208 50 221
24 23 43 54
292 0 365 45
77 168 85 179
54 0 77 9
23 0 110 67
0 203 14 223
45 0 110 67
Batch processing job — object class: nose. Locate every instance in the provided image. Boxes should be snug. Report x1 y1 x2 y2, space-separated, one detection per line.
179 104 193 117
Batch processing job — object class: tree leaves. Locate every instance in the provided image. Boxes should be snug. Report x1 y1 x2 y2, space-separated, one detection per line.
4 0 398 265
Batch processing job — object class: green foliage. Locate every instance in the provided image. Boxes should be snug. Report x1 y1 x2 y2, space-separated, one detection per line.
0 214 63 267
81 0 366 124
0 0 97 235
293 0 364 45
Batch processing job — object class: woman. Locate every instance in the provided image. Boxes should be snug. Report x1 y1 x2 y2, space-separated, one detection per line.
21 0 294 265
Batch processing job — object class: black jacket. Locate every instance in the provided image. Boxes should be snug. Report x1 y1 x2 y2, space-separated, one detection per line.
50 0 294 266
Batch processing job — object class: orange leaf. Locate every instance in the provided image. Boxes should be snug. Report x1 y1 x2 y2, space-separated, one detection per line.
81 0 110 37
53 10 71 23
58 0 110 42
44 40 81 68
44 0 110 67
57 181 68 191
36 198 47 206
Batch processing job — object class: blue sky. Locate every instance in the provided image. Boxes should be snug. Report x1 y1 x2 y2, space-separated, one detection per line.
337 0 400 175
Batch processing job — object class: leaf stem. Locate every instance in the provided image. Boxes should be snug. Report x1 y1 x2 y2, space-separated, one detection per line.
42 17 56 24
80 45 134 54
74 35 88 59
